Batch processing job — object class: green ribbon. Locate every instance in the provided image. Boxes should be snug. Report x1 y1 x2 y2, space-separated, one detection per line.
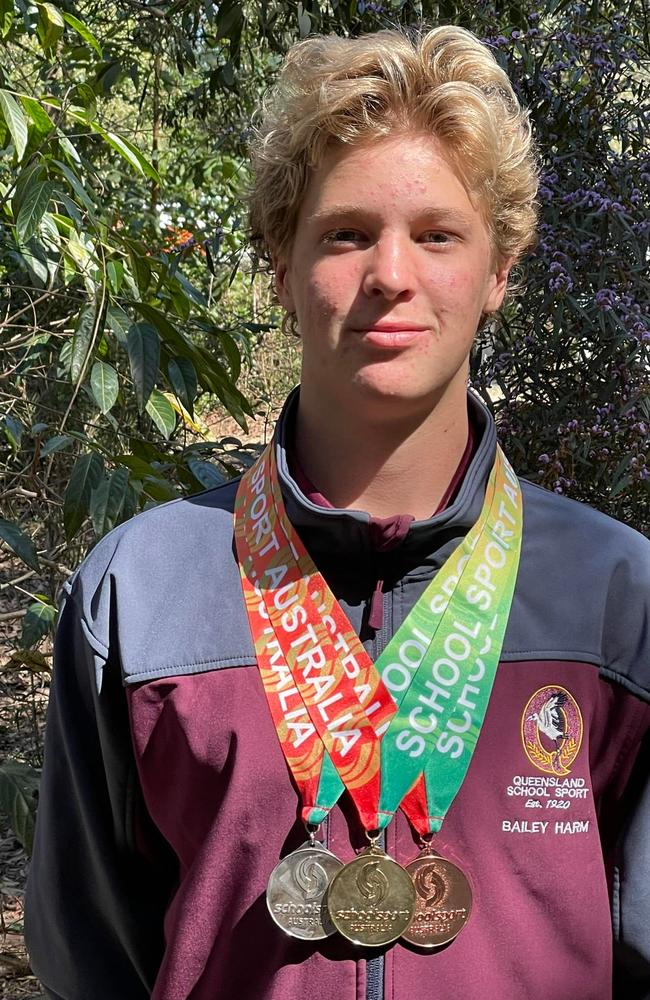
377 447 522 833
303 447 522 835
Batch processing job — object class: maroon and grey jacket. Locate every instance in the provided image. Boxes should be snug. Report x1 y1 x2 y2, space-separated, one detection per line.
25 389 650 1000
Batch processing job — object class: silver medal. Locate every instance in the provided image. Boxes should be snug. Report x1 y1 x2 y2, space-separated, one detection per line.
266 839 343 940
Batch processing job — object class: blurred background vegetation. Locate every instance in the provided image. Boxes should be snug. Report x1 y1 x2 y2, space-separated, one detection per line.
0 0 648 989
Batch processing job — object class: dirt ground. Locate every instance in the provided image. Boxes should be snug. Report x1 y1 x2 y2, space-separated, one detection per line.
0 403 283 999
0 548 50 999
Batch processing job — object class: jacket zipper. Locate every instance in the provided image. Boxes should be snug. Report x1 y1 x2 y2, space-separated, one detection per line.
366 584 392 1000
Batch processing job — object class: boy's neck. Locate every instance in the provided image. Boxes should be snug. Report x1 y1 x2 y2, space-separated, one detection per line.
293 384 470 521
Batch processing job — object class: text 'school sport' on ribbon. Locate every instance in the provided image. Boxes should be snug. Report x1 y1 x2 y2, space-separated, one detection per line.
234 439 522 838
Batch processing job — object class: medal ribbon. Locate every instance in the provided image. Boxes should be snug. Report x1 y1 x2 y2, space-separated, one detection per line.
234 446 396 829
376 452 522 833
234 434 522 836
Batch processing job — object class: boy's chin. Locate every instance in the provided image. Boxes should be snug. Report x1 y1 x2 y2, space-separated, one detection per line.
348 371 450 413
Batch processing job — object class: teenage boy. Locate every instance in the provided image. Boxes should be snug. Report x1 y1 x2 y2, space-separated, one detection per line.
26 24 650 1000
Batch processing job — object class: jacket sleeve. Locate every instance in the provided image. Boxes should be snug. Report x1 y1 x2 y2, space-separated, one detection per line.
605 529 650 999
613 727 650 999
24 567 177 1000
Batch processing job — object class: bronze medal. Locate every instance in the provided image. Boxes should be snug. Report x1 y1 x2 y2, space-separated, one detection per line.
266 840 343 940
400 849 473 948
326 845 416 946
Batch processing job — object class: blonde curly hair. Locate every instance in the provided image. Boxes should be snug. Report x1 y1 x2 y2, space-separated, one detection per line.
246 24 540 335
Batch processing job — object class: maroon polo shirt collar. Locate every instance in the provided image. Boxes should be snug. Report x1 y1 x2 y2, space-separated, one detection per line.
288 410 477 630
290 415 476 544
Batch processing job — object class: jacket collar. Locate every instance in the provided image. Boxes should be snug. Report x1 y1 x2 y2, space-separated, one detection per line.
274 386 497 563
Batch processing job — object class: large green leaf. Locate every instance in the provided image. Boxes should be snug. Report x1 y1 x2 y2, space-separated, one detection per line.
63 451 104 539
16 180 55 243
16 237 50 286
187 458 226 489
37 213 61 285
0 761 41 855
62 11 102 55
0 89 28 160
58 133 82 166
11 161 44 219
217 328 241 381
122 479 143 521
38 1 64 26
106 259 123 294
133 302 193 357
141 474 180 503
70 304 96 382
57 194 83 228
21 598 57 648
1 414 23 452
20 95 54 137
52 159 95 212
127 322 160 412
90 360 119 413
145 389 176 439
66 230 101 290
37 1 65 52
134 303 251 427
106 304 130 343
40 434 74 457
0 0 13 37
193 349 252 429
112 453 160 478
168 356 198 415
127 249 151 295
90 466 130 536
100 128 161 181
0 518 39 571
69 83 97 123
72 118 161 183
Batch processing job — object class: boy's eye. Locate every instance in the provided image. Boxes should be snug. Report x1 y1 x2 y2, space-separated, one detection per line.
321 229 455 245
422 232 452 244
323 230 362 243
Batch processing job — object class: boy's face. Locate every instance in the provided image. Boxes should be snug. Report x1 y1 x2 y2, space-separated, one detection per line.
275 132 511 420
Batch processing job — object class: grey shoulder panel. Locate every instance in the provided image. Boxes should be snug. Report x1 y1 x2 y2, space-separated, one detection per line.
70 473 650 699
70 479 255 685
503 480 650 699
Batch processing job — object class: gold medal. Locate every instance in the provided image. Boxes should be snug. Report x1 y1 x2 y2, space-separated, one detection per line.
326 844 416 946
266 838 343 940
400 847 472 948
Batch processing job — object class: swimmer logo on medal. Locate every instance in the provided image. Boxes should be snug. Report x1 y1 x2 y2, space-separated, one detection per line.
521 685 583 776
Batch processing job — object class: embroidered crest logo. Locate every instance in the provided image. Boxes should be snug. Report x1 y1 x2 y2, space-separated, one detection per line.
521 685 583 775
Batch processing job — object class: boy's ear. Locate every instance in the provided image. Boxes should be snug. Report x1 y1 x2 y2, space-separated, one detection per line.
273 256 295 313
483 255 515 315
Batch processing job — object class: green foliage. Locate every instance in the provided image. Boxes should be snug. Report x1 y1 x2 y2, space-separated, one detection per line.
0 0 646 608
21 596 57 648
0 516 40 570
0 760 41 855
0 0 269 606
468 2 649 533
0 0 647 847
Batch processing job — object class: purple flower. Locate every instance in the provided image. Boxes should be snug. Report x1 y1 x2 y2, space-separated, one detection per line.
549 271 574 295
595 288 616 311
